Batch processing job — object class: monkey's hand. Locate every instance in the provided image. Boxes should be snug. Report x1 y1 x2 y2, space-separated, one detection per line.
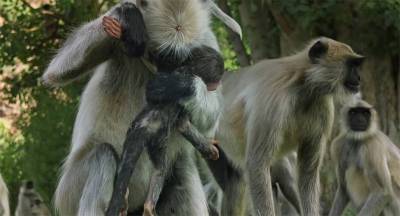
103 16 122 39
103 2 148 57
146 73 195 105
207 140 220 160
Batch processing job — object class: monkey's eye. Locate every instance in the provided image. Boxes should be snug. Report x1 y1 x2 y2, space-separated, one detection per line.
349 110 356 115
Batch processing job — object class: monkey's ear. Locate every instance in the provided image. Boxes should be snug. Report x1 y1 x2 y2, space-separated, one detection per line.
308 40 328 63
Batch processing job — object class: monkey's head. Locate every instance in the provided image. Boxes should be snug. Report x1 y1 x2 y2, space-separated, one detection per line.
134 0 241 61
341 99 378 140
305 37 365 102
182 45 225 89
18 180 49 215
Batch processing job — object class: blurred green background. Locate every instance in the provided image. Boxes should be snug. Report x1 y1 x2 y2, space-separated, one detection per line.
0 0 399 214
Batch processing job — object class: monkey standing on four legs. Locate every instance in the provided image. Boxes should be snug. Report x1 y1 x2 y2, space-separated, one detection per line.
329 99 400 216
213 37 364 216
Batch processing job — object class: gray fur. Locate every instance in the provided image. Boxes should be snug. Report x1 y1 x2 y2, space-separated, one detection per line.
329 99 400 216
42 1 241 215
15 181 51 216
216 37 362 216
0 174 9 216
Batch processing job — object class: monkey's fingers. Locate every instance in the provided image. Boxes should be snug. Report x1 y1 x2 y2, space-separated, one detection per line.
211 139 219 146
119 208 127 216
103 20 122 39
102 16 122 39
209 145 220 160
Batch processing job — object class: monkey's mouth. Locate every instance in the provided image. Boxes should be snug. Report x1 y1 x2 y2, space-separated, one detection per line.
350 125 368 131
344 81 360 92
207 81 220 91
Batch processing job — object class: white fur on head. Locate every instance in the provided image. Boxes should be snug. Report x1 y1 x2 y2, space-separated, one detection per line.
145 0 210 59
340 99 379 140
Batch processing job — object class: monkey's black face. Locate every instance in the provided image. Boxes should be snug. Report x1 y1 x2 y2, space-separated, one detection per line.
344 57 364 93
348 107 371 131
182 46 225 84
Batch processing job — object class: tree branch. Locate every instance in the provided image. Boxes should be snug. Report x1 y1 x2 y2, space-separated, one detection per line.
265 0 296 36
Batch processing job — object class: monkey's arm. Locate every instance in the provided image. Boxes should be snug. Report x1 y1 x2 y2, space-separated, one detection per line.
180 76 221 127
328 185 349 216
178 118 219 160
43 3 146 87
42 15 114 86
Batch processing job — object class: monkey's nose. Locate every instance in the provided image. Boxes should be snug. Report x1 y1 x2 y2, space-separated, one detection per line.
175 25 182 32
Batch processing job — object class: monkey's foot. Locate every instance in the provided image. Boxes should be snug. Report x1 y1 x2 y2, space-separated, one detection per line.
143 202 155 216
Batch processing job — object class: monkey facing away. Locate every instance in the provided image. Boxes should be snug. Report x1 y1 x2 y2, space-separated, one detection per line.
329 99 400 216
15 181 51 216
42 0 242 215
213 37 364 216
0 174 9 216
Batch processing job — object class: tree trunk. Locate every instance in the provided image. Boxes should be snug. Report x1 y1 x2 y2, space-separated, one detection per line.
238 0 280 61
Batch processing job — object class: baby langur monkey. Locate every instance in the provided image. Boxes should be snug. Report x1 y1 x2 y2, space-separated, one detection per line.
15 181 51 216
330 99 400 216
140 46 224 216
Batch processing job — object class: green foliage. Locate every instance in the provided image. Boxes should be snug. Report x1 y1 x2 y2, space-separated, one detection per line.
273 0 400 55
0 122 24 211
212 20 241 71
0 0 102 210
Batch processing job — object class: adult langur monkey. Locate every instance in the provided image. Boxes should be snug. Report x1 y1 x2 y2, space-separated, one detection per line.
0 174 9 216
212 37 364 216
42 0 242 215
329 99 400 216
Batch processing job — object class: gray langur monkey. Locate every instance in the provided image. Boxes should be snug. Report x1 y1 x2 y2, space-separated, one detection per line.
42 0 242 215
0 174 9 216
212 37 364 216
329 99 400 216
15 181 51 216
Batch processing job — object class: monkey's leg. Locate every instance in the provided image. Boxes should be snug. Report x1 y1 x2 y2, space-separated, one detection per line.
156 150 209 216
297 135 324 216
107 108 161 216
54 143 118 216
206 145 246 216
143 138 170 216
328 186 349 216
178 119 219 160
246 130 279 216
271 158 301 215
143 169 167 216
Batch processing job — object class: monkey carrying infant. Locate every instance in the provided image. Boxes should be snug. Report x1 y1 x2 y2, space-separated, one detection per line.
103 3 223 216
